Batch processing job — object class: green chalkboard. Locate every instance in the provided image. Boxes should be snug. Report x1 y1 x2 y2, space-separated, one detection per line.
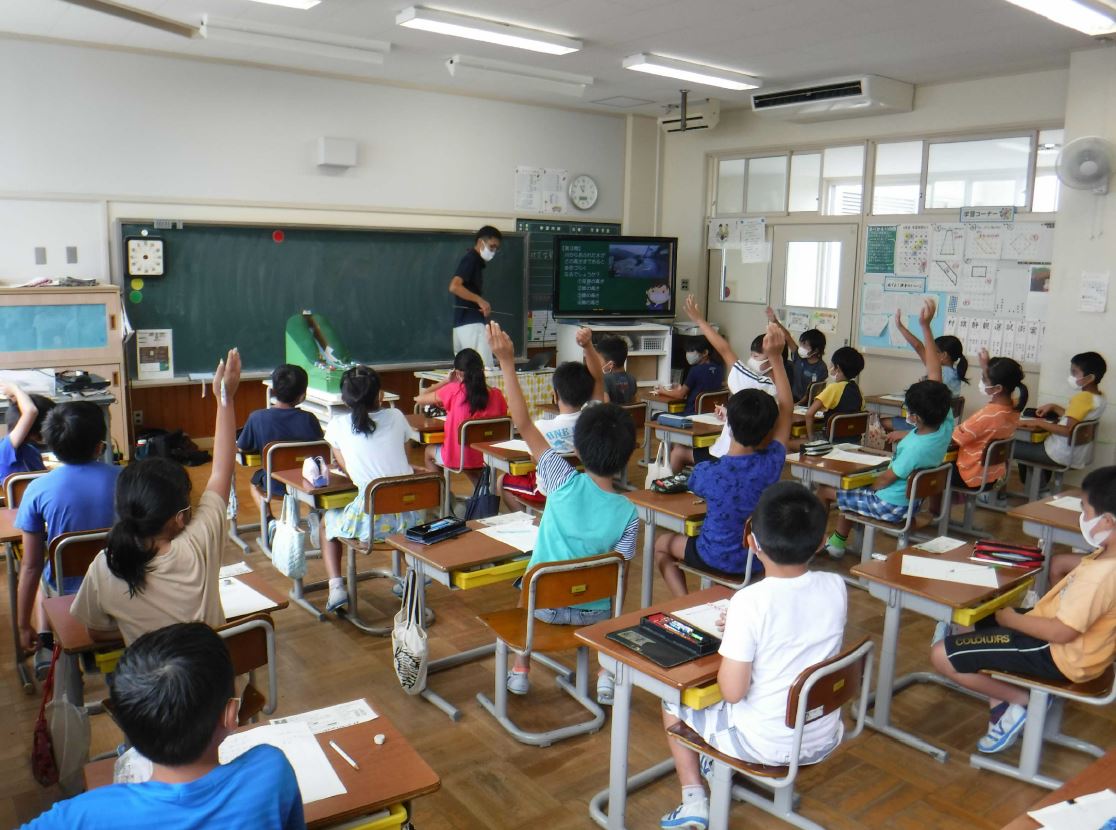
865 225 897 274
121 223 526 376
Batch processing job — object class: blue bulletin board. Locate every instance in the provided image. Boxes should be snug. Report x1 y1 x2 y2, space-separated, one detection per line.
857 274 950 352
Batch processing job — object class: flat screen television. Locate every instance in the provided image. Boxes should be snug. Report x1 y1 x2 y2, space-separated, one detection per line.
552 236 677 319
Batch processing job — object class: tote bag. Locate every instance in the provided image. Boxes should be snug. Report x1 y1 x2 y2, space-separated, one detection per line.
271 494 308 579
392 569 428 694
644 442 672 489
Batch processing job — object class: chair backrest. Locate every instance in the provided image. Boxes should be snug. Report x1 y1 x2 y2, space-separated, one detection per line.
805 380 827 404
696 389 729 415
454 417 513 472
49 529 110 594
519 551 625 612
950 396 965 421
971 437 1014 490
620 401 647 434
786 637 874 732
905 463 953 501
1070 419 1099 448
4 470 47 508
262 440 332 477
827 411 869 442
217 612 277 722
364 472 444 518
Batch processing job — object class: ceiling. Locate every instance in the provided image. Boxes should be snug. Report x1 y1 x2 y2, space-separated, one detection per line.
0 0 1100 115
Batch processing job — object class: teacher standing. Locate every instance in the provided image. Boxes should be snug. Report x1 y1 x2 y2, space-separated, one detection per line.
449 225 502 367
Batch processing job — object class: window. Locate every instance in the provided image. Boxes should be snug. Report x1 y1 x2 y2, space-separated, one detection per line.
1033 128 1063 213
746 156 788 213
925 136 1031 209
716 158 746 214
873 141 922 215
788 153 821 212
785 241 841 309
821 146 865 216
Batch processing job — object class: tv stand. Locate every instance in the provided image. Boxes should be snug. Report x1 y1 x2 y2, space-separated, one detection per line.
556 321 672 391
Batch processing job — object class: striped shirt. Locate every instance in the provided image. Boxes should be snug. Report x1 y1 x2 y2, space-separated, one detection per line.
952 402 1018 487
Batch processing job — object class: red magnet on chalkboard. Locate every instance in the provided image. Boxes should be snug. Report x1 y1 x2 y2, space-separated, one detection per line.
272 230 285 243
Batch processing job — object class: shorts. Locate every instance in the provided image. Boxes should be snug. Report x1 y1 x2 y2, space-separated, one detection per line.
683 536 756 579
662 698 841 766
691 447 713 465
502 472 546 505
533 606 611 625
250 468 285 500
836 487 913 523
944 615 1067 681
453 323 494 367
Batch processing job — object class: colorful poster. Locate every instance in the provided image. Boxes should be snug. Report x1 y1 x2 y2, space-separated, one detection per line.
865 225 896 273
895 224 930 275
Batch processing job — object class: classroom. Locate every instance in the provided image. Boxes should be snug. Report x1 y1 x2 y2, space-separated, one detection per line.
2 0 1116 828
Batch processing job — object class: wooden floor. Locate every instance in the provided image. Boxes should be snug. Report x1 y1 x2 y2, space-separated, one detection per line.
3 447 1113 830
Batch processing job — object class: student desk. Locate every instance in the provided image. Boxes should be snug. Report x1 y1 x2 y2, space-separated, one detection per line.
385 522 531 721
264 380 399 428
1015 422 1050 444
624 490 707 607
269 468 359 619
0 390 116 465
790 405 825 439
1009 489 1086 593
1000 746 1116 830
83 707 441 829
650 420 722 458
866 393 906 418
851 541 1034 762
787 447 892 490
43 573 290 709
639 391 685 465
576 586 730 830
0 507 32 693
471 440 536 476
404 413 445 445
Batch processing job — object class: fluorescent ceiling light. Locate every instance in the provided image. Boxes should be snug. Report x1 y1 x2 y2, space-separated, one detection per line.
446 54 593 97
622 53 760 91
244 0 321 8
397 6 581 55
202 16 389 64
1002 0 1116 35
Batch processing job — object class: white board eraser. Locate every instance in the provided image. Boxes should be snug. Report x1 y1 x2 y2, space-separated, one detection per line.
373 733 386 745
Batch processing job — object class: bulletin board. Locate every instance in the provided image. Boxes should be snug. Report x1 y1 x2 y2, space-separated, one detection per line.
857 221 1053 365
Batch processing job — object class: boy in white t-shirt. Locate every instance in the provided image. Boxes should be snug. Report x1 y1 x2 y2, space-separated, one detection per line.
660 481 847 830
498 327 606 510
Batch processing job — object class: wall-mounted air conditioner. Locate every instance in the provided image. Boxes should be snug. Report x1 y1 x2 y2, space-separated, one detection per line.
751 75 913 122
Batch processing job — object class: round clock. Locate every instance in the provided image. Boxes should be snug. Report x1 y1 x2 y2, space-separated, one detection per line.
126 236 165 277
568 174 599 211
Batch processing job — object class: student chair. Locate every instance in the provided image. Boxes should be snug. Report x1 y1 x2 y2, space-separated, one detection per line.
970 663 1116 789
667 638 874 830
675 518 761 592
950 396 966 421
441 417 512 516
337 472 443 636
949 437 1014 535
696 389 730 415
841 463 953 567
805 380 827 405
826 411 870 444
4 470 47 693
616 401 647 490
254 439 332 557
1014 419 1100 503
4 470 46 510
475 552 625 746
217 612 279 724
48 529 110 599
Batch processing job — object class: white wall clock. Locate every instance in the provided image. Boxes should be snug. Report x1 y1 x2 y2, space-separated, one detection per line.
568 174 599 211
125 236 165 277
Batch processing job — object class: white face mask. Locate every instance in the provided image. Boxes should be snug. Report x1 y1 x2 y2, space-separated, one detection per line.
797 346 811 359
747 356 769 375
685 351 701 365
479 245 496 262
979 379 1000 397
1080 512 1112 549
1068 374 1083 391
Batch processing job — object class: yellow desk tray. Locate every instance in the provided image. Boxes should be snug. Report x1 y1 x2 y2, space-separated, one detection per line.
952 578 1034 627
238 452 262 467
451 558 529 590
681 682 722 710
319 491 357 510
508 460 536 476
684 518 705 537
692 434 719 449
333 803 408 830
94 648 125 675
840 470 882 490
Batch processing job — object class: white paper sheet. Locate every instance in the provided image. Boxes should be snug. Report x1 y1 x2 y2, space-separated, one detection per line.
739 218 768 263
880 393 906 402
784 452 800 463
1080 271 1110 313
914 537 968 554
271 699 378 734
1028 788 1116 829
825 449 889 466
673 599 730 636
490 439 530 453
1047 496 1084 513
900 554 1000 588
219 562 253 578
219 577 275 619
690 413 724 426
219 722 347 804
477 523 540 553
479 511 536 527
860 314 889 337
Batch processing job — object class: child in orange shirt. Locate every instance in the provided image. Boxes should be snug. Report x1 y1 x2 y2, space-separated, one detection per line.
952 348 1027 489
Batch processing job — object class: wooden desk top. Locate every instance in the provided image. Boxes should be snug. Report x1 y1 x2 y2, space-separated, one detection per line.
651 421 723 439
1009 489 1084 532
625 489 709 522
405 413 445 432
44 572 290 654
83 711 440 829
865 393 906 405
576 586 731 691
0 507 20 543
471 440 532 462
272 467 357 497
789 447 891 476
640 391 685 406
385 521 527 574
851 543 1033 610
1000 746 1116 830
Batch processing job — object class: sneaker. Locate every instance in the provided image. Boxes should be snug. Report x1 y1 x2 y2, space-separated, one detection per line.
507 669 530 696
977 491 1007 508
977 702 1027 753
33 647 52 681
931 621 954 646
660 799 709 830
326 587 349 613
698 754 714 781
825 543 846 560
596 672 615 706
391 575 433 598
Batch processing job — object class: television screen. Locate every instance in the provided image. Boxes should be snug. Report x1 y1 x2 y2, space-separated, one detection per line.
553 236 677 318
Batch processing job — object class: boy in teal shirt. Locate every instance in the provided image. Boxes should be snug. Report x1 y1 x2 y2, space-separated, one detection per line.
488 321 639 705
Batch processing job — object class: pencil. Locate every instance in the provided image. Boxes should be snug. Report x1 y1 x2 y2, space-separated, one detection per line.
328 739 359 770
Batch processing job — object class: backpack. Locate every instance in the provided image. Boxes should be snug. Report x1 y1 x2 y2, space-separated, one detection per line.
141 429 212 467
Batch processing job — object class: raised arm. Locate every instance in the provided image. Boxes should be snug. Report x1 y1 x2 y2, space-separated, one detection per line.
919 299 942 382
893 307 925 360
684 294 737 368
488 323 549 460
765 306 799 351
0 383 38 449
576 327 608 403
763 323 794 446
205 348 241 501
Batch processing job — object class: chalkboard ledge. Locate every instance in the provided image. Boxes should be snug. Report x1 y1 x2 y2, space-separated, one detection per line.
131 371 272 389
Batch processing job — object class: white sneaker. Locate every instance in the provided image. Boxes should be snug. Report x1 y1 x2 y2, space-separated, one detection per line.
977 702 1027 753
326 587 349 613
825 543 847 560
507 670 530 695
661 799 709 830
596 672 615 706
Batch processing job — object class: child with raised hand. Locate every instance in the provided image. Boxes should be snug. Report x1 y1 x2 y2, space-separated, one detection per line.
654 322 792 595
817 300 954 559
766 307 828 404
22 622 305 829
655 336 723 418
659 482 846 830
71 349 241 645
930 466 1116 756
0 382 54 480
886 302 967 441
669 294 776 474
319 365 417 613
488 321 639 705
952 348 1027 490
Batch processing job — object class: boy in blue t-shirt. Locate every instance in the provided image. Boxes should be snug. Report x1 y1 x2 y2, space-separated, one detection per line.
15 402 120 670
0 382 54 481
22 622 305 830
656 336 724 416
655 323 793 595
489 321 639 705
